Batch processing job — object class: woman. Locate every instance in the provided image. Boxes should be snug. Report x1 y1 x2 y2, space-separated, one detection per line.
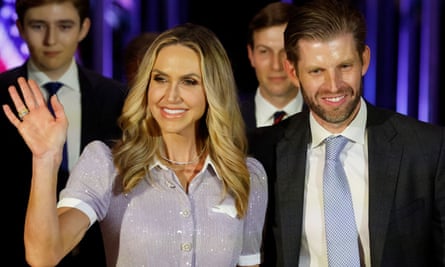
3 23 267 266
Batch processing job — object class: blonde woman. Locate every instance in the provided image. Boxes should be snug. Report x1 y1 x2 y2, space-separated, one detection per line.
3 23 267 266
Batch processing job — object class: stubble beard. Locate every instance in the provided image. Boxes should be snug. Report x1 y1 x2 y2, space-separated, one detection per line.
302 85 362 125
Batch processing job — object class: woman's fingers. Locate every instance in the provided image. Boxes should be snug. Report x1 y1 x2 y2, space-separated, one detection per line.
2 77 68 158
6 77 44 121
3 77 67 128
19 77 46 111
7 84 28 118
2 104 22 127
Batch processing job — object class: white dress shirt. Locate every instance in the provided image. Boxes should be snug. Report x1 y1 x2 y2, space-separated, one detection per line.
254 88 303 127
299 98 371 267
28 58 81 171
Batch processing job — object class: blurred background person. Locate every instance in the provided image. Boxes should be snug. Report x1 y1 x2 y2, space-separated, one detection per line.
0 0 127 265
239 2 303 131
123 31 159 86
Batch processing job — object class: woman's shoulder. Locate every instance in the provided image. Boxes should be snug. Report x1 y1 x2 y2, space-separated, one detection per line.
81 140 113 161
71 140 116 186
246 156 267 186
85 140 112 151
246 156 264 170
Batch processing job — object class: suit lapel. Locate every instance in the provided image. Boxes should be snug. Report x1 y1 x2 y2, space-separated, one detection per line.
77 66 96 149
366 104 402 266
275 112 311 265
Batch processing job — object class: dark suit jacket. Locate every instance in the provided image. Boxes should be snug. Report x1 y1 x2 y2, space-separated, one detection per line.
239 90 308 134
0 63 128 266
239 90 257 132
248 102 445 267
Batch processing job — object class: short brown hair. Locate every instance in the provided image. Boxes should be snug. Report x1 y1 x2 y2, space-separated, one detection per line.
247 2 298 47
15 0 90 25
284 0 367 65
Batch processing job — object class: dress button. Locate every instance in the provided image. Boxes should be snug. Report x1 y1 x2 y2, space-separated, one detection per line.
181 242 192 252
181 210 190 217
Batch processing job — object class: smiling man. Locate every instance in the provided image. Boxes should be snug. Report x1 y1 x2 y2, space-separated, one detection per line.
248 0 445 266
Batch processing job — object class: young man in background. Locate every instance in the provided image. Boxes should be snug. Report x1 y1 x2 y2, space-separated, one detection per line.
0 0 127 265
240 2 303 131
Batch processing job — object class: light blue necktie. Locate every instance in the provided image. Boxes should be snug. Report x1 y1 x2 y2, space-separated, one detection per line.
323 135 360 266
44 82 68 172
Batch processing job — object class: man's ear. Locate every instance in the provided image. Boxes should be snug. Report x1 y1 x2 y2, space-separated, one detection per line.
361 45 371 76
284 59 300 86
78 18 91 42
16 20 25 38
247 44 255 68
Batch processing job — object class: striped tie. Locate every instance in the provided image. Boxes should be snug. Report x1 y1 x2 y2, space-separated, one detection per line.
273 110 286 125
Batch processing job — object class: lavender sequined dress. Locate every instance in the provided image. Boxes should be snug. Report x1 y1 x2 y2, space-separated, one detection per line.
58 141 268 266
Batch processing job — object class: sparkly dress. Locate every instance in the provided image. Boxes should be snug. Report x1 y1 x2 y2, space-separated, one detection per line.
58 140 268 266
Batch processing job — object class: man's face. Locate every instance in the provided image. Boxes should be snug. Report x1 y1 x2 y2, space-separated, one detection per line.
247 24 298 107
291 33 370 133
17 2 90 79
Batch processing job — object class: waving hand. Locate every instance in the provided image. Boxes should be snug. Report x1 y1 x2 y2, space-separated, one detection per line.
2 77 68 163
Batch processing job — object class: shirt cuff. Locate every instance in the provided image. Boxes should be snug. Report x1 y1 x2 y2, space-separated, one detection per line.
57 197 97 228
238 253 261 266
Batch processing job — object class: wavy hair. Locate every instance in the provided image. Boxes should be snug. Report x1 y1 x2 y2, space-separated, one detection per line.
112 23 250 218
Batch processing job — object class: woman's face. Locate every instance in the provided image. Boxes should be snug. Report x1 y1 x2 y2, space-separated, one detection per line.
148 44 206 138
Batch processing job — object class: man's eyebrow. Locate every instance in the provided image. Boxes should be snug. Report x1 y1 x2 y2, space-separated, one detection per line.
27 19 76 24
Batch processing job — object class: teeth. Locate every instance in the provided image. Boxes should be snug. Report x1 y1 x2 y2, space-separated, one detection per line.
326 96 343 102
164 108 185 114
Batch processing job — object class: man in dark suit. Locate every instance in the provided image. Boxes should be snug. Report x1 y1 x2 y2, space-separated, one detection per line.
0 0 127 266
249 0 445 266
240 2 303 131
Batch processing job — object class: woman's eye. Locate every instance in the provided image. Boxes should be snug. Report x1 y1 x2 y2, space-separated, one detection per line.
182 79 198 86
153 76 167 83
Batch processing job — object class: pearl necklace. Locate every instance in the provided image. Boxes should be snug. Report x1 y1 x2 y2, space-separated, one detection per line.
161 147 206 166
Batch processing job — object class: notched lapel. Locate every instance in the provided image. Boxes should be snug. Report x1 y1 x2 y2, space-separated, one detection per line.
367 117 402 266
275 114 310 264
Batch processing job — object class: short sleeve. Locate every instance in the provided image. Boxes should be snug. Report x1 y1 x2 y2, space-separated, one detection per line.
58 140 117 224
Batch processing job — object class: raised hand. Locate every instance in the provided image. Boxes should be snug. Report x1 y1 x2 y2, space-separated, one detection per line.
2 77 68 161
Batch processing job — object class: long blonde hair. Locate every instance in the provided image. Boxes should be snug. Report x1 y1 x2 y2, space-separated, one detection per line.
112 23 250 218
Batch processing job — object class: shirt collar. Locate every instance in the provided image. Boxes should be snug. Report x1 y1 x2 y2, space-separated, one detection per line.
254 88 304 127
27 58 80 93
310 97 367 148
